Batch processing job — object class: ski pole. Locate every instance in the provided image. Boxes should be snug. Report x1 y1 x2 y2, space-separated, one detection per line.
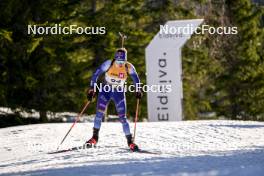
56 101 90 150
133 99 140 142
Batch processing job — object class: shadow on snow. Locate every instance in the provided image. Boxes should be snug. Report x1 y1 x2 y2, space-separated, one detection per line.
2 148 264 176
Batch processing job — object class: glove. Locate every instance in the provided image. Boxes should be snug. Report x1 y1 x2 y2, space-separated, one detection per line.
135 91 143 99
87 88 95 101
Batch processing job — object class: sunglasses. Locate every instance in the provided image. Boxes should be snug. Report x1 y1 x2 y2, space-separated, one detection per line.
115 60 125 65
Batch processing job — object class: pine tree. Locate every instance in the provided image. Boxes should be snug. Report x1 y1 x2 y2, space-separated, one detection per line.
216 0 264 120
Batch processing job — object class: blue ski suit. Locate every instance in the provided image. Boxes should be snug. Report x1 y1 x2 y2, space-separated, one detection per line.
90 59 140 135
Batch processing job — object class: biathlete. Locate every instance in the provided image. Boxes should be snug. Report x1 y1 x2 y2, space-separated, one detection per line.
86 47 142 151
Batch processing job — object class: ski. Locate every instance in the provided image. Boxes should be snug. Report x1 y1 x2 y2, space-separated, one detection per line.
136 149 161 154
123 148 161 155
48 144 94 154
48 144 160 155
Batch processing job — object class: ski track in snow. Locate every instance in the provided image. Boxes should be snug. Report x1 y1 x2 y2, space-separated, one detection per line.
0 120 264 176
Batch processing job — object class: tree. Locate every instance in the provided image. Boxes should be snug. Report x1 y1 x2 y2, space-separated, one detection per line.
215 0 264 120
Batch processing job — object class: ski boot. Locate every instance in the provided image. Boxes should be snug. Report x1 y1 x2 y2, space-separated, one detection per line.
126 134 139 152
84 128 99 148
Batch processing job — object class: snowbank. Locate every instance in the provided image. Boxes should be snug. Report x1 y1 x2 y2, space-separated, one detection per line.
0 120 264 176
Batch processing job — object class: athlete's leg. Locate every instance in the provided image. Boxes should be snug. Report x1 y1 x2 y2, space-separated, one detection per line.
112 91 131 135
86 88 111 145
94 89 111 129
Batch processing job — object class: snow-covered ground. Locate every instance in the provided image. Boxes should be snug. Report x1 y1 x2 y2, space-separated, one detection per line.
0 120 264 176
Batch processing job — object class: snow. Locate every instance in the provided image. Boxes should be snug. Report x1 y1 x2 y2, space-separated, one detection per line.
0 106 94 122
0 120 264 176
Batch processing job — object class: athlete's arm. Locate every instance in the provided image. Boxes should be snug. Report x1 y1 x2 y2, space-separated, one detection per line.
127 62 140 87
90 60 112 88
